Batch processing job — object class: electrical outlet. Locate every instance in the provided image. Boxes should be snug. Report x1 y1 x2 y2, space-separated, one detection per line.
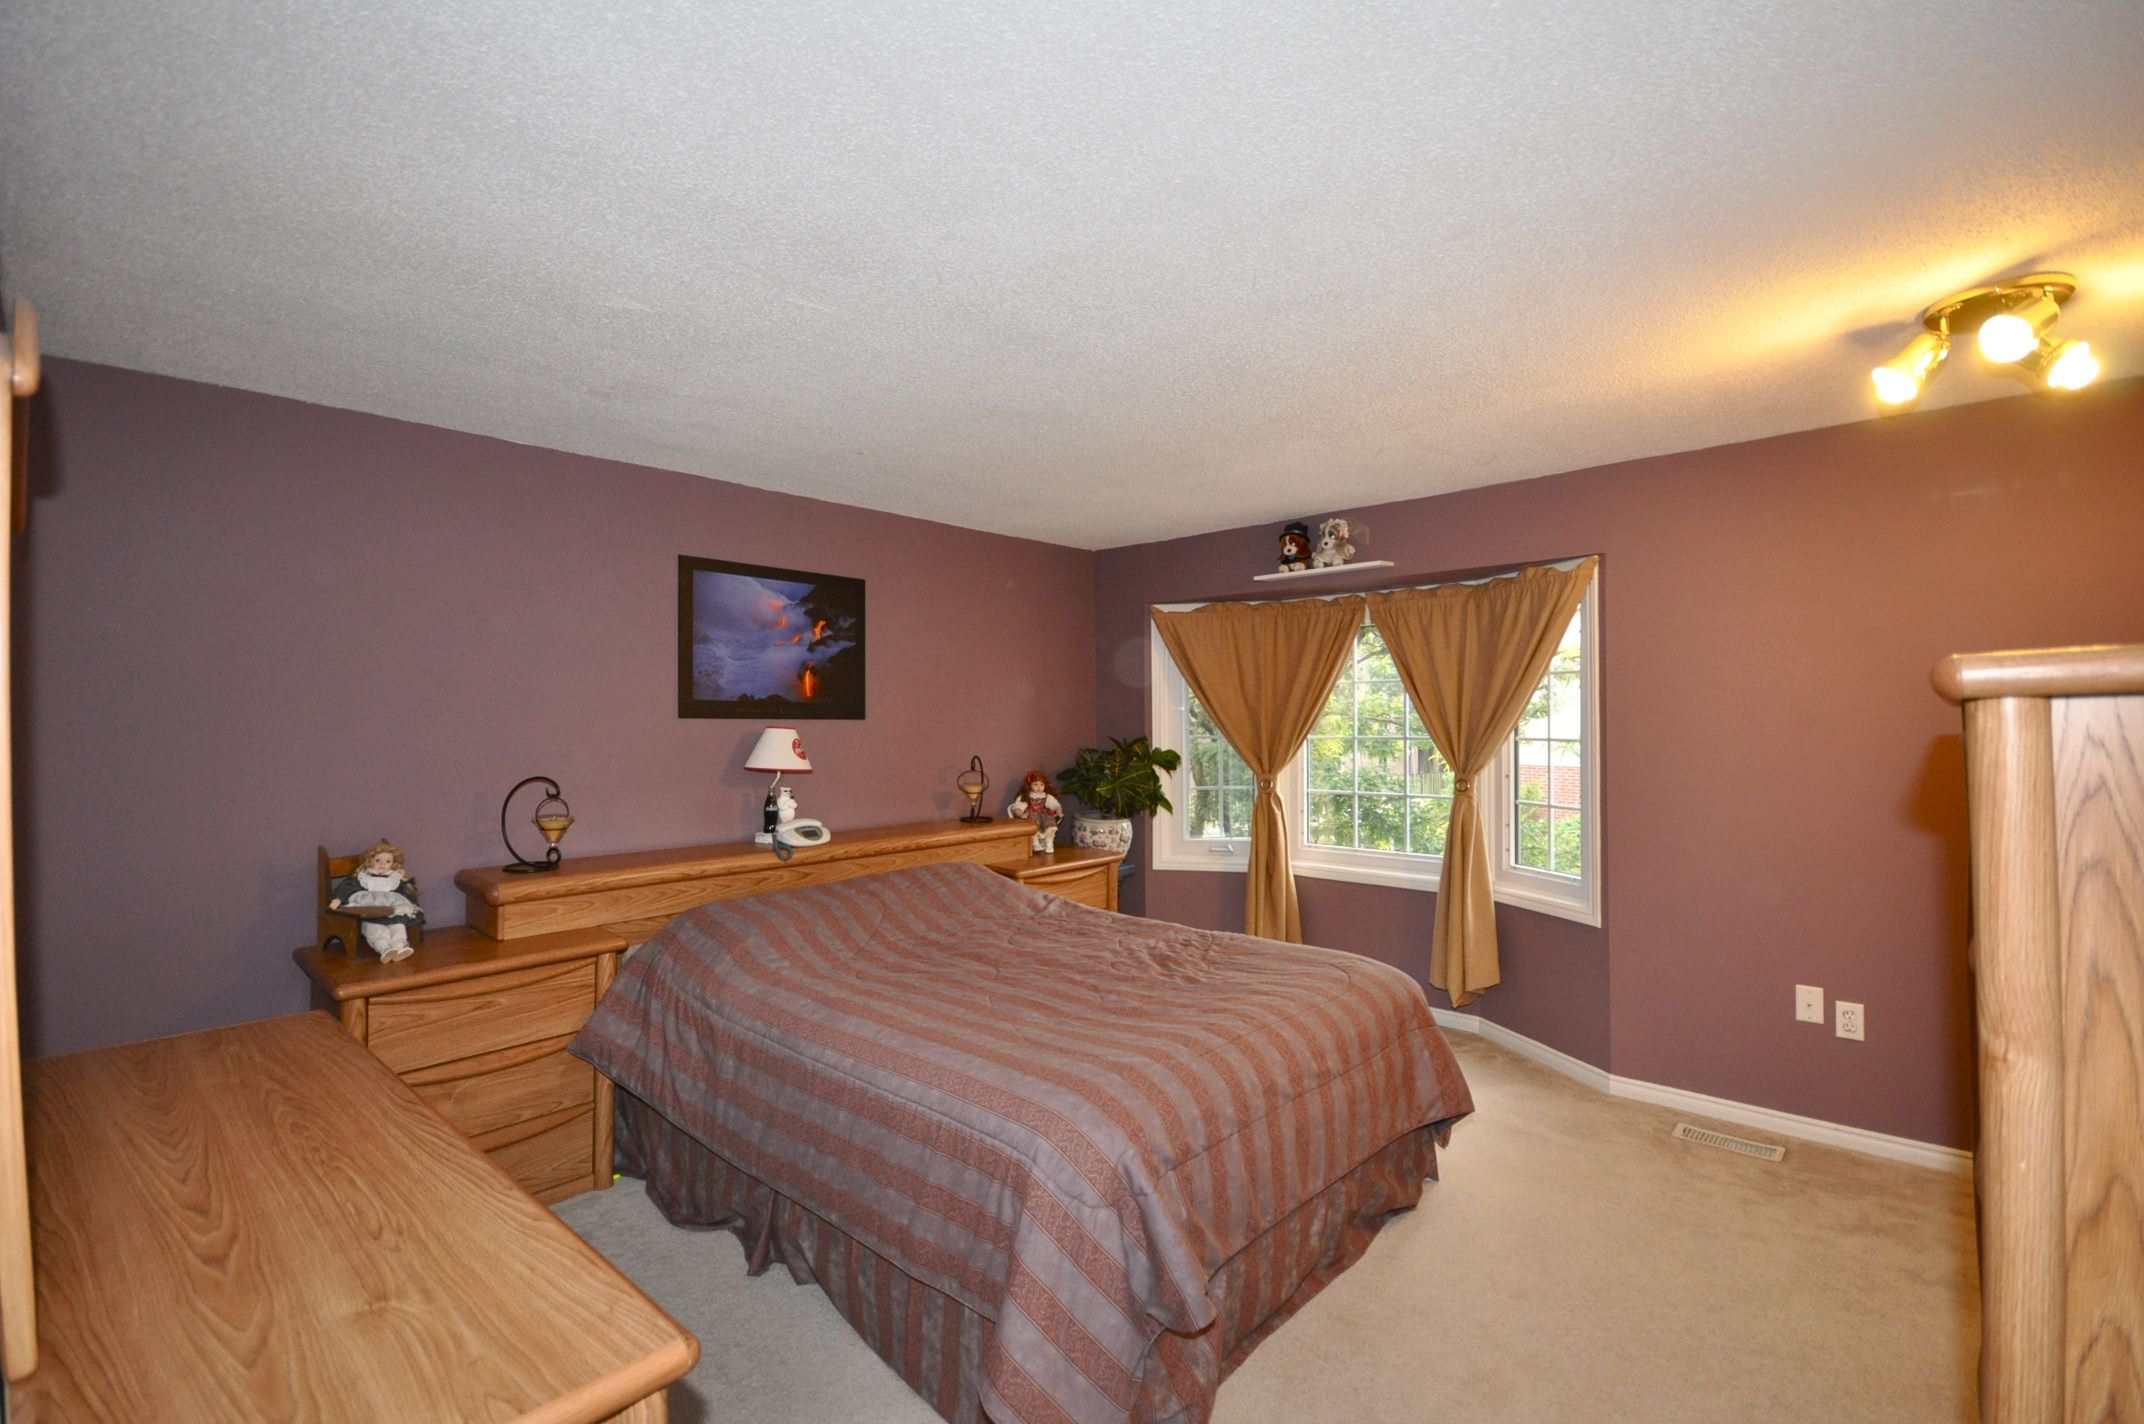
1795 985 1824 1023
1835 1001 1865 1041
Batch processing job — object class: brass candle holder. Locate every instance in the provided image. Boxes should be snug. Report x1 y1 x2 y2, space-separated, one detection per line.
501 776 575 873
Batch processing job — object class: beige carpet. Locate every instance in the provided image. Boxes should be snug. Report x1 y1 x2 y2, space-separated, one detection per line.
554 1034 1979 1423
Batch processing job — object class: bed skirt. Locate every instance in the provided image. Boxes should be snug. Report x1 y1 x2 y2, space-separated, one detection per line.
616 1090 1443 1424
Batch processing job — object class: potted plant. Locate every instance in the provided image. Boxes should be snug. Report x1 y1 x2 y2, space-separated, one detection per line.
1056 736 1182 856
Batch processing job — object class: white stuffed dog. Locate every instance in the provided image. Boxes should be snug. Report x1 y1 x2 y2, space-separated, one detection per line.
1311 517 1356 569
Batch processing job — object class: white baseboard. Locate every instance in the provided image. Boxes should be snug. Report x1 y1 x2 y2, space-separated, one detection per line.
1431 1008 1972 1175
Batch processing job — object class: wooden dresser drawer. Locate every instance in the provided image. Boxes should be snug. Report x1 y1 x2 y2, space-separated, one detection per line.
493 1108 597 1204
1027 863 1113 908
406 1036 594 1143
368 960 597 1074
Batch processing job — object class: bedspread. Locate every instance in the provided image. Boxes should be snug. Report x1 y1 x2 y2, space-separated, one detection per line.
574 861 1471 1424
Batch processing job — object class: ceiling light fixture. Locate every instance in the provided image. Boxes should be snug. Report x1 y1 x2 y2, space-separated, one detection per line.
1871 271 2102 412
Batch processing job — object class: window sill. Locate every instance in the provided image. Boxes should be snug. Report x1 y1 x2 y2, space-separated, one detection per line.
1153 840 1601 927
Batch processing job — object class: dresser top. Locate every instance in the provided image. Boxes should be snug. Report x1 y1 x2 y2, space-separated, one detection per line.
12 1013 695 1422
295 923 628 1001
455 817 1035 908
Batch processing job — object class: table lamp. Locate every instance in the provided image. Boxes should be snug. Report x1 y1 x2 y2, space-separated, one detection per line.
745 726 812 844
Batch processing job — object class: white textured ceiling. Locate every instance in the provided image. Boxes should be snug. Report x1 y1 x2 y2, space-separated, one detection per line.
3 1 2140 549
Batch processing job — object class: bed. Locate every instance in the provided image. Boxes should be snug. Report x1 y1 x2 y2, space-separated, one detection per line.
573 858 1471 1424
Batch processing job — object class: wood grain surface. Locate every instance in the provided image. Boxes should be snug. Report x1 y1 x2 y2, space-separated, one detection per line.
1934 643 2144 703
295 924 627 1001
1964 696 2068 1423
456 818 1035 938
367 959 596 1074
9 1014 694 1423
0 304 36 1379
2051 695 2144 1420
996 846 1124 910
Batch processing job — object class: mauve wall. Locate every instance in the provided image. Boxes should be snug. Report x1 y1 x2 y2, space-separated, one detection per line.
1094 377 2144 1149
18 358 1095 1057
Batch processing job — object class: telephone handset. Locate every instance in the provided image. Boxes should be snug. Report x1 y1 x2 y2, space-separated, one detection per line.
772 818 832 860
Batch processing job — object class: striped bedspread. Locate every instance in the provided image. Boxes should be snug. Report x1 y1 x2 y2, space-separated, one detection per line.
574 861 1471 1424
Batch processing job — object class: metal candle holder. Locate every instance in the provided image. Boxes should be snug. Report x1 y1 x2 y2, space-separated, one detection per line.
501 775 575 873
957 756 992 824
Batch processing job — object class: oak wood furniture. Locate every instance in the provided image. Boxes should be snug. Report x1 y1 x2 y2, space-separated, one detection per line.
458 816 1038 944
0 299 39 1381
8 1013 695 1422
993 845 1124 910
295 923 629 1204
1935 643 2144 1423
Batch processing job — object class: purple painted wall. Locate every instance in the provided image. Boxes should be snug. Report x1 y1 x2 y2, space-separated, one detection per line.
18 358 1095 1057
1094 377 2144 1148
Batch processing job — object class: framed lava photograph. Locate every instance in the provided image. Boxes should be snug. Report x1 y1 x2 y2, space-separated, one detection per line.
677 556 867 719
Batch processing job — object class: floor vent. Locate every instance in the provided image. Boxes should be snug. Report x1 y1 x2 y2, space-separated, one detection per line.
1673 1122 1786 1162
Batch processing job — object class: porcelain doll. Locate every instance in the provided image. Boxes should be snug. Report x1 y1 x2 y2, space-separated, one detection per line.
327 839 424 962
1006 770 1064 853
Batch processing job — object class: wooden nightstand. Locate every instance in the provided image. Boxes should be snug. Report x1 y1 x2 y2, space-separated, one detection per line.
993 846 1125 910
294 924 628 1204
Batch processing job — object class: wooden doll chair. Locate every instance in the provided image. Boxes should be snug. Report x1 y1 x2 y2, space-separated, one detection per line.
317 845 423 957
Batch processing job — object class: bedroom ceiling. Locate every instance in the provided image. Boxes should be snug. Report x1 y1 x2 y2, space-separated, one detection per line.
2 1 2140 550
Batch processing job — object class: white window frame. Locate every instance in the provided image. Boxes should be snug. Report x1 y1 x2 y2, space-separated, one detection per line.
1147 566 1602 927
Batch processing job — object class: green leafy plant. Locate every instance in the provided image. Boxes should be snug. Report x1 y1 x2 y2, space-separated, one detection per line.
1056 736 1183 820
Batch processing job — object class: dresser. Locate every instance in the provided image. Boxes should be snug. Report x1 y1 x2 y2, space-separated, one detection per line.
9 1013 695 1421
295 924 628 1203
1935 643 2144 1423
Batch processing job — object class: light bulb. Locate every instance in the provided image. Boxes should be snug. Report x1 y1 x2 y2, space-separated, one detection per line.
1977 292 2060 363
2045 339 2100 391
1871 365 1922 406
1870 331 1947 409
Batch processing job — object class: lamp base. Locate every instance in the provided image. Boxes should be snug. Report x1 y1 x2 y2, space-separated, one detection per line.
959 814 994 825
503 861 563 874
753 831 775 845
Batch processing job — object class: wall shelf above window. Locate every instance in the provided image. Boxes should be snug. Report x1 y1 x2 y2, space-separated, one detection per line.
1251 560 1395 583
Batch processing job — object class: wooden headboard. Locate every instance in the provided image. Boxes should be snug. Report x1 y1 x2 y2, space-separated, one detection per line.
455 818 1037 943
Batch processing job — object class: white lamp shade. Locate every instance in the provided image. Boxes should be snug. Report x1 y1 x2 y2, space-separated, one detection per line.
744 726 812 774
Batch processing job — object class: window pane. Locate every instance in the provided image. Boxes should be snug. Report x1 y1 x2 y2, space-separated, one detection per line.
1514 803 1551 870
1307 736 1351 791
1356 631 1398 682
1516 679 1551 739
1550 740 1582 808
1308 792 1353 846
1357 682 1406 736
1549 671 1581 739
1514 744 1550 806
1358 795 1403 852
1188 695 1218 739
1407 744 1450 797
1405 702 1429 739
1551 809 1583 877
1409 796 1452 855
1358 738 1404 794
1190 739 1221 789
1187 788 1220 838
1224 786 1254 838
1314 706 1352 737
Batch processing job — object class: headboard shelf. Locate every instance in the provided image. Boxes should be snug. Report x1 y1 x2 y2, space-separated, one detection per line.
455 818 1037 940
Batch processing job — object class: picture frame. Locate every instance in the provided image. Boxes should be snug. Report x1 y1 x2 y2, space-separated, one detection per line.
677 556 867 719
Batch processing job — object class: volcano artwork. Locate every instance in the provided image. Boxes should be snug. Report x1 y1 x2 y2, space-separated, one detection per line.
678 556 866 719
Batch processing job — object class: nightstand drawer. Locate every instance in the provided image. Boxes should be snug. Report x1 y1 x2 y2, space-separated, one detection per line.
407 1037 594 1143
492 1108 596 1204
368 960 597 1074
1028 864 1113 908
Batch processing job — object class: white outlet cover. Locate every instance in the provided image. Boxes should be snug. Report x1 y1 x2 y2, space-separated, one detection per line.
1795 985 1823 1023
1835 1001 1865 1042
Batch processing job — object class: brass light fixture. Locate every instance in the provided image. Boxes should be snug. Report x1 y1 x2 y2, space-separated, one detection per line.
1871 271 2102 412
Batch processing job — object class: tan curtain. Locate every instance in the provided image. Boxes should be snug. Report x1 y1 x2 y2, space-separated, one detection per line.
1152 597 1363 942
1368 558 1597 1005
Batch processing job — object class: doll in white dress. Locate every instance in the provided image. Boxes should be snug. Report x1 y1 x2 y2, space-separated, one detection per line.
328 839 424 962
